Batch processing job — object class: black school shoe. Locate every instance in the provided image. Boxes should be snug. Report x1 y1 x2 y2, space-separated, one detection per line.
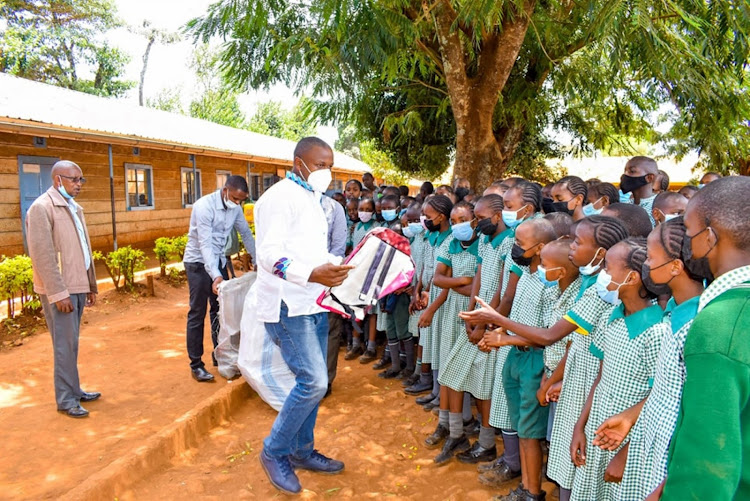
372 353 391 370
457 441 497 464
344 345 363 360
434 434 471 465
359 348 378 364
377 367 403 379
424 423 449 448
478 458 522 487
492 486 546 501
463 417 480 437
401 370 420 387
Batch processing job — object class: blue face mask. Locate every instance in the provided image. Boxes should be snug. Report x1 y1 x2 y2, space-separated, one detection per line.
537 264 561 287
399 208 408 218
57 178 74 200
501 206 527 228
451 220 475 241
698 183 705 189
582 198 604 217
618 190 632 204
595 269 632 305
579 248 605 276
382 209 398 222
402 225 415 238
407 222 424 236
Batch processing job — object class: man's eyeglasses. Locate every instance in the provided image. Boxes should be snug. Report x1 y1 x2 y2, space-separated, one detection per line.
59 175 86 184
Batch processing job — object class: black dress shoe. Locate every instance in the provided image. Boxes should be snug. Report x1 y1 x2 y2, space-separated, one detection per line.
457 442 497 464
463 417 480 437
415 393 437 405
58 404 89 418
434 434 471 464
192 367 215 382
404 379 433 395
424 423 449 448
378 367 402 379
80 391 101 402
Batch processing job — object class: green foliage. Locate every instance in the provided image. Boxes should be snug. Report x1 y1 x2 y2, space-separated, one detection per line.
0 254 38 318
188 0 750 183
93 246 145 292
147 87 185 114
153 235 187 277
0 0 134 97
359 140 410 186
247 100 318 141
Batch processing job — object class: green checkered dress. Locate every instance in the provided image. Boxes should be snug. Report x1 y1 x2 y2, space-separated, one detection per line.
408 232 429 336
439 230 511 400
547 279 615 490
420 229 452 366
639 195 656 227
432 238 479 372
543 277 583 377
619 297 699 501
570 304 669 501
350 219 381 252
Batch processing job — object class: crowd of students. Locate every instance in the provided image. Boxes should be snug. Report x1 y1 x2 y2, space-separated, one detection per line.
328 156 750 501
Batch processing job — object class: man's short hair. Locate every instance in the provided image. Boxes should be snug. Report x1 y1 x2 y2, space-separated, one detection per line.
293 136 332 159
225 175 249 193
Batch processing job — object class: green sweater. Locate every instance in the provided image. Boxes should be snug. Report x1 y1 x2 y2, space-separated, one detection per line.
663 285 750 500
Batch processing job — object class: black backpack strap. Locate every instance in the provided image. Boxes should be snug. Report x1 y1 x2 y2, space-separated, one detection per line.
359 239 386 300
372 246 396 298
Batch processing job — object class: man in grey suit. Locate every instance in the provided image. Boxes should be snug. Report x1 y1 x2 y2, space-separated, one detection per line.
26 160 99 418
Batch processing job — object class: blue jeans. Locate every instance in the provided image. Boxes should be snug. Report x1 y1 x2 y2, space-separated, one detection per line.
263 302 329 459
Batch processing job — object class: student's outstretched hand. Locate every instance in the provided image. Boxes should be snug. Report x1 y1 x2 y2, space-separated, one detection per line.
310 263 356 287
482 328 512 348
593 412 635 451
570 425 587 467
545 381 562 403
604 445 628 483
458 297 503 326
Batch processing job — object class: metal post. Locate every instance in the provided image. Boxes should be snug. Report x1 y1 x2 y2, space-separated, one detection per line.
108 144 118 250
190 154 197 202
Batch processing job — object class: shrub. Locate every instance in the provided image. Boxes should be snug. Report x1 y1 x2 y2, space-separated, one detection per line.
0 254 39 318
154 237 173 277
93 246 146 292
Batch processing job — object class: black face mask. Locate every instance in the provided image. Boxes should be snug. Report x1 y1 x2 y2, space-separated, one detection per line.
620 174 650 194
682 227 715 281
550 201 575 216
455 187 470 201
542 197 555 214
511 243 533 267
424 217 440 233
641 262 673 296
477 217 498 235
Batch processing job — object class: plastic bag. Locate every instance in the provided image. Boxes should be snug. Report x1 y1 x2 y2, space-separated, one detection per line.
215 272 256 379
237 283 295 411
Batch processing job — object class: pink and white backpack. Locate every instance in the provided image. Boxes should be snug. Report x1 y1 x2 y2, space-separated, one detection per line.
317 227 415 323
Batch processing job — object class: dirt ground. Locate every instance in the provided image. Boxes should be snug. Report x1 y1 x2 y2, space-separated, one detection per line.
1 279 559 500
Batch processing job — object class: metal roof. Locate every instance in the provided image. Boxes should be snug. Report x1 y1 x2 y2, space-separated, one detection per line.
0 73 371 173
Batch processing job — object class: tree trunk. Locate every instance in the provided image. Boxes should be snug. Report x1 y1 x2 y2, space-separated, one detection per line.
139 36 156 106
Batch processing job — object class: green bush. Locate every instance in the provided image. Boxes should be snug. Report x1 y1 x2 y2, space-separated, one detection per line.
93 246 146 292
153 235 188 277
0 254 39 318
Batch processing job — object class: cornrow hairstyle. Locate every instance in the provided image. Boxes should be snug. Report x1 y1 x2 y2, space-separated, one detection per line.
691 176 750 248
475 194 504 214
510 181 543 212
426 194 454 218
580 215 629 250
605 203 653 238
346 179 363 190
452 200 475 217
503 177 526 187
589 182 619 205
657 170 670 191
655 216 703 282
619 237 657 299
556 175 588 200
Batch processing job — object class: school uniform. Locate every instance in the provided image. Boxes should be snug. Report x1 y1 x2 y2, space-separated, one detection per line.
638 195 657 227
501 264 558 439
408 231 429 336
547 277 615 491
662 265 750 501
570 304 669 501
434 237 480 385
618 296 699 501
439 229 513 400
351 219 380 250
420 229 452 367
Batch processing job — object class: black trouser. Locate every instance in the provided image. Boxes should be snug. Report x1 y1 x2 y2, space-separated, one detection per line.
185 261 228 370
327 312 343 386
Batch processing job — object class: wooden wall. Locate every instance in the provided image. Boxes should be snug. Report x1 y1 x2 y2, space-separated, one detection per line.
0 131 365 257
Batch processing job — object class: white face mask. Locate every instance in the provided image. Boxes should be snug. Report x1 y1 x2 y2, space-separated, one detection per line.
579 247 605 276
223 190 239 209
299 158 332 193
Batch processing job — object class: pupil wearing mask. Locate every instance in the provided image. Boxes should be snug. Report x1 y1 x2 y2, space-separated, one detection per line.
620 156 659 226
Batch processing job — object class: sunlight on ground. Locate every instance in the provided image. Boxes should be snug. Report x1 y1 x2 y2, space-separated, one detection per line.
0 383 32 409
157 349 182 359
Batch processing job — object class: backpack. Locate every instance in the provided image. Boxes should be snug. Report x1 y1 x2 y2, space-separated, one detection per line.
317 227 414 327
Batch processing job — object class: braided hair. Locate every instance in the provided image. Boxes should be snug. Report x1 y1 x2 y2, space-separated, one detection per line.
589 182 619 205
556 175 588 200
509 181 542 213
475 194 504 214
619 237 656 299
656 216 704 282
425 194 454 218
580 215 629 250
452 200 475 217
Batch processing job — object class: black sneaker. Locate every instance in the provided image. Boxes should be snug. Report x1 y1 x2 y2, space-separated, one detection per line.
457 441 497 464
434 434 471 465
359 348 378 364
424 423 449 448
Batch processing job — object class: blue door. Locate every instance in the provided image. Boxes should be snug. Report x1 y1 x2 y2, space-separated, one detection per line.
19 155 58 250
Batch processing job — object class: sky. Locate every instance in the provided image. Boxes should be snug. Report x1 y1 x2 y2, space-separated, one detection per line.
106 0 338 145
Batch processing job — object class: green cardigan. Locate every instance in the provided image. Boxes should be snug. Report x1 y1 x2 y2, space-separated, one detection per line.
662 286 750 500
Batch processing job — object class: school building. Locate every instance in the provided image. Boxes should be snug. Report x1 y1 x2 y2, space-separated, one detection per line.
0 74 372 257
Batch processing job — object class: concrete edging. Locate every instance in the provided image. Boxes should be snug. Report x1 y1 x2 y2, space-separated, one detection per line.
61 377 253 501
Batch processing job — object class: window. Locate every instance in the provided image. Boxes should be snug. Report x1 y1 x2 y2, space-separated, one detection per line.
216 170 232 190
262 172 276 192
249 173 261 201
181 167 202 207
125 163 154 210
